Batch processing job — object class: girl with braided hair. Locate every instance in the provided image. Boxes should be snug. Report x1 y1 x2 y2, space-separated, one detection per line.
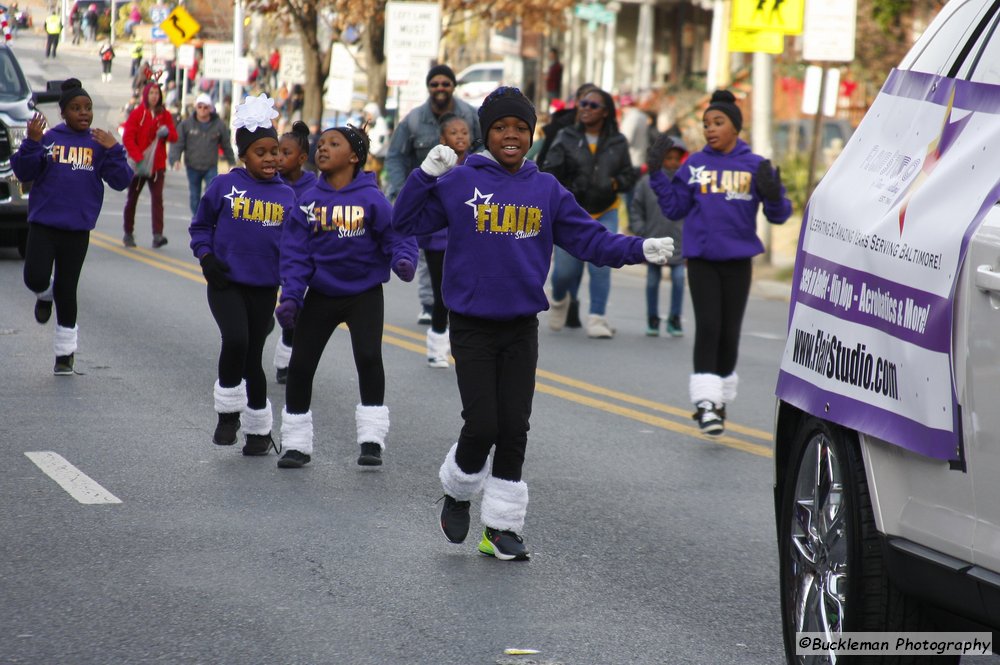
274 125 418 470
393 86 675 561
272 120 318 385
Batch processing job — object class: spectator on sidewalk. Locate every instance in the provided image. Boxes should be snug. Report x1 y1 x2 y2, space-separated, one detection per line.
44 10 61 58
99 41 115 83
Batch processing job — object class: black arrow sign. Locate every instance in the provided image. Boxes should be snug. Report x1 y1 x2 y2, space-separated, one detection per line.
170 16 186 39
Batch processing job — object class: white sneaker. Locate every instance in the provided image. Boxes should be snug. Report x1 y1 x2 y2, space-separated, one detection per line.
426 329 450 368
693 401 725 436
586 314 615 339
548 294 570 331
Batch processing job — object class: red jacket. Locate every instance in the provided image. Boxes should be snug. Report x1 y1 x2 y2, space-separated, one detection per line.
123 82 177 173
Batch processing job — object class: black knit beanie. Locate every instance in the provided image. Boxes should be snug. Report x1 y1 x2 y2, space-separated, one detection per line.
478 87 537 145
236 125 278 156
59 78 91 111
426 64 456 86
705 89 742 133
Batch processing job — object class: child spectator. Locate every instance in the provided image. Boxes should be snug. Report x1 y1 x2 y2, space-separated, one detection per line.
274 125 417 469
11 79 132 375
99 41 114 83
630 137 687 337
392 87 674 561
188 94 294 456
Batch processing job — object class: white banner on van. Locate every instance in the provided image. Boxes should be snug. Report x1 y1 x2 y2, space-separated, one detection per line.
776 69 1000 460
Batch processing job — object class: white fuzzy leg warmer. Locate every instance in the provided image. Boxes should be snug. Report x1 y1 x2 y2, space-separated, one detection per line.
439 442 490 501
721 373 739 404
426 329 450 367
356 404 390 450
241 399 273 435
689 373 723 408
213 380 247 414
280 408 314 454
53 325 78 357
481 475 529 533
273 339 292 370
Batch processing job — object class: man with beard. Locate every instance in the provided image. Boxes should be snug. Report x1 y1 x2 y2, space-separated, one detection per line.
385 64 482 324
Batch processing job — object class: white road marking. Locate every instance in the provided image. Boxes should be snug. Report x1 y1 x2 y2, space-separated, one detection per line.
24 452 122 505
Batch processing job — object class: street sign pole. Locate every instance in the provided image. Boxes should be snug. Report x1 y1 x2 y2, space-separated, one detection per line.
232 0 244 120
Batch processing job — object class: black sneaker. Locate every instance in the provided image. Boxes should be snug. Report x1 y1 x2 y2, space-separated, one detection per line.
242 433 279 456
122 233 136 247
645 316 660 337
357 441 382 466
666 315 684 337
53 353 74 376
417 306 432 325
213 412 240 445
275 366 288 385
277 449 311 468
438 495 471 543
692 400 725 436
478 527 530 561
152 234 168 248
565 299 582 329
34 298 53 324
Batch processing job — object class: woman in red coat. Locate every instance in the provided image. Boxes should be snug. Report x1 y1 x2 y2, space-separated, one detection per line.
122 81 177 248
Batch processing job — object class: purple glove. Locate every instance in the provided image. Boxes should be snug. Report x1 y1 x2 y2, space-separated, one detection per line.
274 299 299 330
393 258 415 282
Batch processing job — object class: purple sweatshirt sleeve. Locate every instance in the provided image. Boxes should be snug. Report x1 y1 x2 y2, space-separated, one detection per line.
391 169 449 237
188 178 224 259
278 204 315 307
100 144 134 191
551 186 645 267
11 137 46 182
372 195 418 270
649 169 695 221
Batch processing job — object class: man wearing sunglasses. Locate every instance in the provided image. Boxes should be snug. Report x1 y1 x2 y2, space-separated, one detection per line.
385 64 482 324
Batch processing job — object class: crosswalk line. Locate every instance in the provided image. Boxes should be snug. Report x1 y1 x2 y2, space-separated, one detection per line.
24 451 122 505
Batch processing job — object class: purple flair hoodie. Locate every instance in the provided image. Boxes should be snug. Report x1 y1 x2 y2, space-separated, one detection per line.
11 124 133 231
189 168 296 287
281 170 317 201
280 170 418 305
392 153 646 321
649 138 791 261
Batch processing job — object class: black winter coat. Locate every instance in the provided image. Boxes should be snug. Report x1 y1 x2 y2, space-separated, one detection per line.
542 124 638 215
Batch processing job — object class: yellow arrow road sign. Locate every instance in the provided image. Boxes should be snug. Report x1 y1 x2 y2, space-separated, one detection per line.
160 6 201 47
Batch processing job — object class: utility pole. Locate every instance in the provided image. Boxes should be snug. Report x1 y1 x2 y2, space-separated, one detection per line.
752 51 774 262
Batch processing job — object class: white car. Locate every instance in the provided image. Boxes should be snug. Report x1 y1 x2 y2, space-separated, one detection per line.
454 61 504 109
774 0 1000 660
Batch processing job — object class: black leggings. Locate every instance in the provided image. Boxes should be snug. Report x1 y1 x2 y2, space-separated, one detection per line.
425 249 448 333
285 285 385 413
207 283 278 409
687 258 752 376
23 223 90 328
450 312 538 482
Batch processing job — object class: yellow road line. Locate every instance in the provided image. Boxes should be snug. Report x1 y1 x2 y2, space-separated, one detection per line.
88 240 773 458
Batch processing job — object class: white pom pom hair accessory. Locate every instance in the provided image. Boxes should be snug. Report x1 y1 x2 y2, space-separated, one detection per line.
233 93 279 131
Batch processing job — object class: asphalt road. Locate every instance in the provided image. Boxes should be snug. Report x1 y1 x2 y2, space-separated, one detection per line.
0 33 796 665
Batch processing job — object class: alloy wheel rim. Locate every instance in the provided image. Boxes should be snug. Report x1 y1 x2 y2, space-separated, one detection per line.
789 432 848 662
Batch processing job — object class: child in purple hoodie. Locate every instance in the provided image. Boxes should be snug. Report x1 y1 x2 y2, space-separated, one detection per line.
12 78 132 375
273 125 417 470
392 87 675 561
271 120 318 385
189 93 295 456
647 89 792 436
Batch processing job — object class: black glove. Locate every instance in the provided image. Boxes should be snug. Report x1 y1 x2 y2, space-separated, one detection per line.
199 253 231 289
755 159 783 202
645 134 674 173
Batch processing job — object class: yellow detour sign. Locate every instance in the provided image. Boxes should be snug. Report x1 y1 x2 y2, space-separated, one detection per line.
731 0 804 35
160 6 201 47
728 28 785 54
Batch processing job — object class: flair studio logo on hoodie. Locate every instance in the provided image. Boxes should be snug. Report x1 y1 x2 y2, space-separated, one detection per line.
224 186 285 227
299 201 367 238
464 187 543 239
688 164 753 202
46 142 94 171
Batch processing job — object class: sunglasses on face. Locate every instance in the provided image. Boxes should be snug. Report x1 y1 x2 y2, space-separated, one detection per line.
429 81 453 89
578 100 604 110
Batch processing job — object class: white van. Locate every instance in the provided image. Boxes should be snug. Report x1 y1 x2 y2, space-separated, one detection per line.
774 0 1000 660
454 61 504 109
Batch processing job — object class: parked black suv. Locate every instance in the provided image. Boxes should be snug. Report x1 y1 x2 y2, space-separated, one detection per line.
0 44 60 257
